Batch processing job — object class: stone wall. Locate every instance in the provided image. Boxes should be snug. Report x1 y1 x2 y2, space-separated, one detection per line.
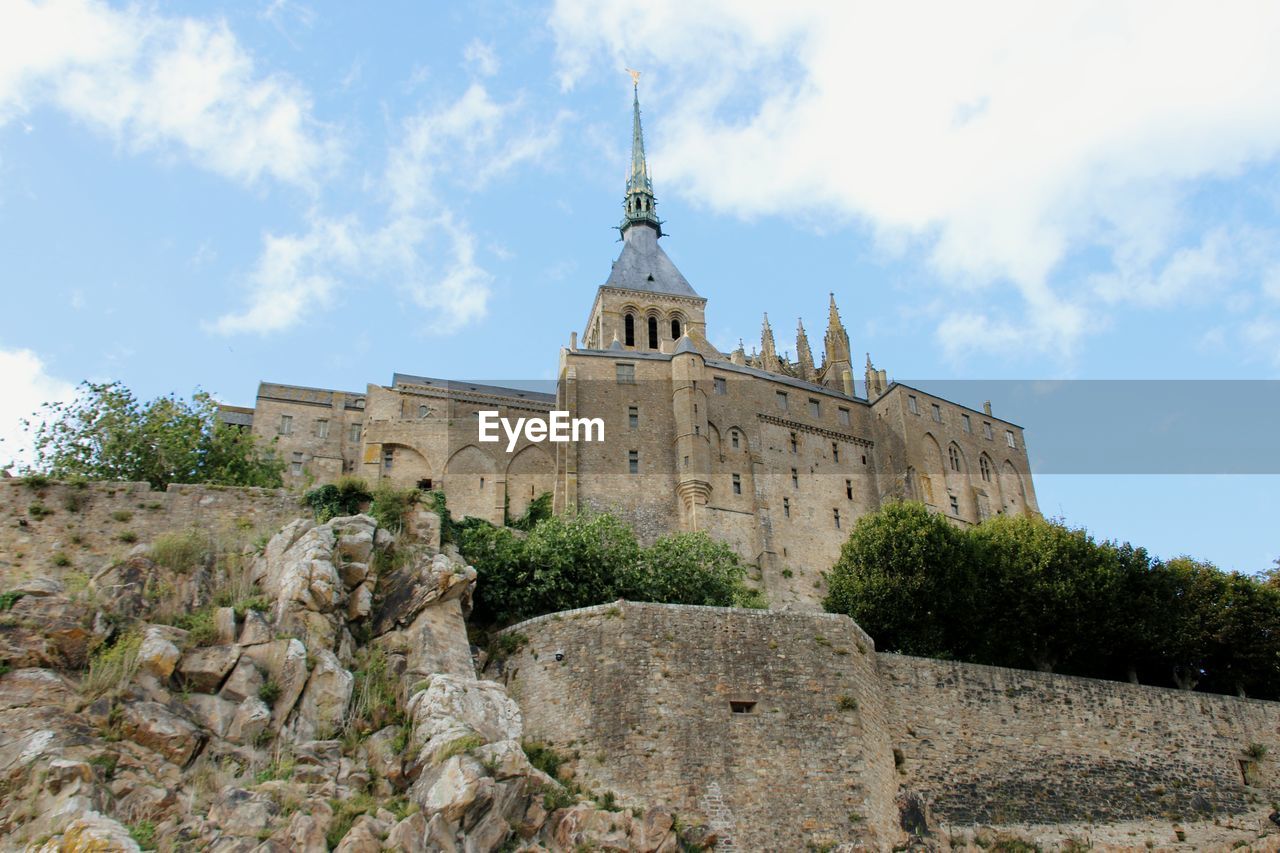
0 480 304 586
492 601 900 851
881 655 1280 830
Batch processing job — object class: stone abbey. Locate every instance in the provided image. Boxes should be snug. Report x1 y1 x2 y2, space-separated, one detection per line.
223 84 1039 608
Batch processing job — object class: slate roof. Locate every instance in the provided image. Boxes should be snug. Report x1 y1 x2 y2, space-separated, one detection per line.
604 225 700 298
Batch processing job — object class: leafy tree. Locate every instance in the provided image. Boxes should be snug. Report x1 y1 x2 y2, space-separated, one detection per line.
1204 572 1280 699
623 531 755 608
304 476 374 522
24 381 283 489
1150 557 1230 690
823 501 975 659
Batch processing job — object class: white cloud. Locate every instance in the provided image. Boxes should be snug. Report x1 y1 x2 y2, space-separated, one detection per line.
0 347 76 471
0 0 336 188
550 0 1280 356
464 40 500 78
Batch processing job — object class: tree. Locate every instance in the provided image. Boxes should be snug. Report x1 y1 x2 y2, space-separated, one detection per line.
24 381 283 489
823 501 975 659
624 531 753 608
1150 557 1230 690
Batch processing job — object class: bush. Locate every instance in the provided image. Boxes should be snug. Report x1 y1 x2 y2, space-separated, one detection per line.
28 502 52 520
82 631 143 699
303 476 373 522
151 529 212 574
258 678 282 704
509 491 554 531
174 608 219 648
370 482 417 532
623 532 749 608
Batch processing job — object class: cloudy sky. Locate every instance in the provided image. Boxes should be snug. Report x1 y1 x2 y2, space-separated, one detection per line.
2 0 1278 573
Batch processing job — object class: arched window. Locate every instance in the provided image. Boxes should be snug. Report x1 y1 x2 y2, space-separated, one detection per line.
671 318 682 339
948 445 961 472
647 316 658 349
624 314 635 347
980 455 992 482
418 405 429 418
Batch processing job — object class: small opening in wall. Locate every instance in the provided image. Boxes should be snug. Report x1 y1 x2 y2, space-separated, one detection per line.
417 479 433 491
893 748 905 768
1238 758 1253 785
729 700 757 714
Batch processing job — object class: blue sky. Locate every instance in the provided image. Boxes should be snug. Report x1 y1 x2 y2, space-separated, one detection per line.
1 1 1278 575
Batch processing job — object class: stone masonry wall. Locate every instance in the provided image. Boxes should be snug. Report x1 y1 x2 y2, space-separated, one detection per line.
881 654 1280 829
492 601 900 851
0 480 304 586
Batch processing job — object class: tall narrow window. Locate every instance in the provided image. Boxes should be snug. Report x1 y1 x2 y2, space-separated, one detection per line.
291 452 303 475
418 405 430 418
731 430 740 449
315 418 329 438
983 422 993 440
777 391 788 411
1006 430 1016 448
790 433 798 453
846 479 853 500
809 398 820 417
647 316 658 349
783 497 790 517
791 468 799 489
714 376 727 395
624 314 635 347
382 449 393 471
980 456 992 482
832 442 839 463
948 445 961 472
833 508 841 529
931 403 942 423
908 395 919 415
949 495 959 515
349 423 362 443
838 407 850 426
628 406 639 429
278 414 293 435
628 450 639 474
671 318 682 339
732 474 742 495
962 414 972 433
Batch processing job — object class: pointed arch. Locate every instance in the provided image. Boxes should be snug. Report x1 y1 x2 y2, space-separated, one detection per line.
444 445 498 522
505 444 555 520
1001 459 1028 514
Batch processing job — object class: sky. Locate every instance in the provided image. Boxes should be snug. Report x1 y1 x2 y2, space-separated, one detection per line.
1 0 1278 575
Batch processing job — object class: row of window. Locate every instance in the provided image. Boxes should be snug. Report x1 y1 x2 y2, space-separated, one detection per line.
907 395 1016 448
617 367 857 429
623 313 684 349
278 414 362 443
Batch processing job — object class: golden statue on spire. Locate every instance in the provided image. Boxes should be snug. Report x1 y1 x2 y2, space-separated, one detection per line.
626 68 641 87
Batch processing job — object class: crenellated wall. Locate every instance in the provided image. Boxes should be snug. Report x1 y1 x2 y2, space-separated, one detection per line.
496 602 1280 849
0 480 304 586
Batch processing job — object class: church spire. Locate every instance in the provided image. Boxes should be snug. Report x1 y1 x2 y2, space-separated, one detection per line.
621 71 662 237
823 292 851 369
760 313 780 374
796 318 815 381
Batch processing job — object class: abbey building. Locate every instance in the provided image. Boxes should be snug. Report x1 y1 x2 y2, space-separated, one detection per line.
222 85 1039 609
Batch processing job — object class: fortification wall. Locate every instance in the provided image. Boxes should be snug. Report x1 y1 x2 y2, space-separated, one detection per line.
0 480 304 586
881 655 1280 830
493 601 900 850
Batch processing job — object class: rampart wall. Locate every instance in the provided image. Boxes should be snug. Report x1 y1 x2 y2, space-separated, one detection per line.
0 480 304 586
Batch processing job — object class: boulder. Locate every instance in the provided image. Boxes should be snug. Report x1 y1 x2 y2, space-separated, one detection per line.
363 726 408 790
416 754 491 823
185 693 238 738
119 701 204 765
464 807 513 853
177 644 241 693
220 656 264 703
34 811 141 852
346 581 373 620
385 812 429 853
333 515 377 564
242 638 309 728
238 609 273 646
214 607 238 644
208 786 279 837
334 813 385 852
408 675 521 763
137 627 182 679
227 696 272 744
283 809 330 852
372 552 475 636
294 649 353 739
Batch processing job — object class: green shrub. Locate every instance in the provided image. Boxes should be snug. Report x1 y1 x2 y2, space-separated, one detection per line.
326 793 377 849
117 530 138 544
523 740 567 778
52 551 71 567
370 482 417 532
150 529 212 574
543 785 577 812
345 645 403 733
303 476 373 522
836 695 858 711
28 502 52 519
258 678 282 704
82 631 143 699
509 491 553 531
22 473 51 489
174 608 219 648
62 492 88 513
432 733 485 765
111 509 133 523
0 591 25 611
128 820 157 850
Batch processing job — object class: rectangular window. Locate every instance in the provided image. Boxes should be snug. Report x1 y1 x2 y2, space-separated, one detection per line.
962 414 972 433
729 700 756 714
790 433 798 453
731 430 740 449
908 395 919 415
931 403 942 423
783 497 790 517
949 495 959 515
838 407 850 427
628 406 639 429
616 363 636 384
1006 429 1016 448
777 391 788 411
290 452 303 475
791 468 799 489
732 473 742 495
833 508 841 529
832 442 839 463
714 376 727 395
809 398 820 417
382 449 393 471
315 418 329 438
278 414 292 435
628 450 639 474
983 422 993 440
846 479 853 500
349 423 362 443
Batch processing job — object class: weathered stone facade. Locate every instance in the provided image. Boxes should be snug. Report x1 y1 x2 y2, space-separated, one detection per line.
222 86 1039 609
497 601 1280 850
